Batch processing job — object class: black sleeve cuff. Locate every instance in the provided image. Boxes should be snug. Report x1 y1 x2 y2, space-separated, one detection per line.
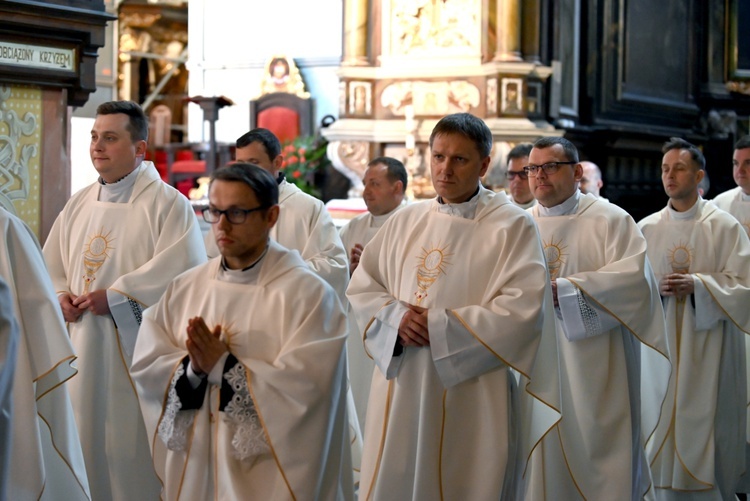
219 353 241 411
174 356 208 410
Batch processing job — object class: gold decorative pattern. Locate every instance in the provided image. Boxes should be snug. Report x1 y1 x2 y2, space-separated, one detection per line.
82 229 115 294
0 84 41 234
543 237 567 280
667 241 692 274
414 244 452 305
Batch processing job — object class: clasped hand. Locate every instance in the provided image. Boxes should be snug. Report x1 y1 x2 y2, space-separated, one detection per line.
186 316 228 375
398 304 429 347
659 273 694 298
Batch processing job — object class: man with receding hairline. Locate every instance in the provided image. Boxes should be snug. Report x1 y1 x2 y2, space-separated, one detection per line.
347 112 559 499
524 136 670 501
640 137 750 500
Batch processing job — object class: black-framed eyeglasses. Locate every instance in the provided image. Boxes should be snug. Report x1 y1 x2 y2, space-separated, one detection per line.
202 206 267 224
523 161 578 177
506 170 528 181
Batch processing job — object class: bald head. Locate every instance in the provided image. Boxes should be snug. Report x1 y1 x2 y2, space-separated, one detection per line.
580 161 603 197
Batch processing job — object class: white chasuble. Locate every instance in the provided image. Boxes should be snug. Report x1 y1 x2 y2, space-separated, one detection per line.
712 187 750 493
527 195 671 500
131 241 353 500
0 209 90 500
0 277 18 501
639 199 750 499
339 208 400 432
347 189 560 501
713 186 750 236
42 162 206 500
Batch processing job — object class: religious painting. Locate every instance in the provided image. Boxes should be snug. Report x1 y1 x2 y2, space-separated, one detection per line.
349 81 372 116
259 55 309 98
500 77 524 116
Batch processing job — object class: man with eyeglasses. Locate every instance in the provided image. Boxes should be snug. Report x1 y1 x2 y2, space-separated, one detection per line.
347 113 560 499
505 142 536 209
43 100 206 500
132 163 354 500
523 136 671 500
639 138 750 500
205 128 348 301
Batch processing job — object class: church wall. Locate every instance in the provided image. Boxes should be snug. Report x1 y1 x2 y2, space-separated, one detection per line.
186 0 343 143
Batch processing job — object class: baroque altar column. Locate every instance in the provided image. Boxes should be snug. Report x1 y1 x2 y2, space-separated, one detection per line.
342 0 368 66
522 0 541 63
494 0 523 62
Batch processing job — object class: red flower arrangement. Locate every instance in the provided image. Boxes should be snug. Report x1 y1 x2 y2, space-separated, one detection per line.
280 135 329 199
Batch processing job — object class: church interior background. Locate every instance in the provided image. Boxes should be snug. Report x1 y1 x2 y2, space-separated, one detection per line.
1 0 749 241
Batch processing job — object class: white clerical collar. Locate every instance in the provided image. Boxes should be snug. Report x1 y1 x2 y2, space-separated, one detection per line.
217 242 269 285
98 162 142 203
512 197 537 210
436 185 481 219
740 190 750 202
668 197 701 220
371 205 401 227
537 190 580 217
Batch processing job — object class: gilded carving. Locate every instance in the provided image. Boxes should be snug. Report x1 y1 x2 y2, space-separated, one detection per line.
381 80 480 116
391 0 479 55
0 85 41 234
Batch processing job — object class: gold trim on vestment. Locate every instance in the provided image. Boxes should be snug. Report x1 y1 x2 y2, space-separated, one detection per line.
33 355 76 400
37 412 92 501
555 425 587 500
696 275 750 335
244 364 298 501
438 389 447 501
365 379 393 501
361 299 395 361
109 287 147 307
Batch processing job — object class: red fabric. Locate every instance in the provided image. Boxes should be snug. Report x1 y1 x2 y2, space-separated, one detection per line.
171 160 207 173
176 179 194 197
257 107 300 144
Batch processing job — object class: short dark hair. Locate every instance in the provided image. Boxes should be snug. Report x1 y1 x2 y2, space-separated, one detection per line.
429 113 493 158
507 143 533 161
96 101 148 142
210 162 279 208
735 135 750 151
532 137 580 163
662 137 705 171
368 156 408 191
236 128 281 160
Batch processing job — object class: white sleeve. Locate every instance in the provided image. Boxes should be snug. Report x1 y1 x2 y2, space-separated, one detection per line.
557 278 621 341
107 289 142 359
365 301 408 379
692 275 727 330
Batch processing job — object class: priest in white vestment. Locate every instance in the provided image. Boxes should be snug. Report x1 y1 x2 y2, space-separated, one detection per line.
505 142 537 209
205 128 348 299
338 156 406 429
523 137 670 500
347 114 560 500
1 208 90 500
132 163 354 500
43 101 206 500
640 138 750 500
204 127 363 480
0 276 18 501
712 135 750 495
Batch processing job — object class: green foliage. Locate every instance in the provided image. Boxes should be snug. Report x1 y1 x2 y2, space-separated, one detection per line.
280 135 329 199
